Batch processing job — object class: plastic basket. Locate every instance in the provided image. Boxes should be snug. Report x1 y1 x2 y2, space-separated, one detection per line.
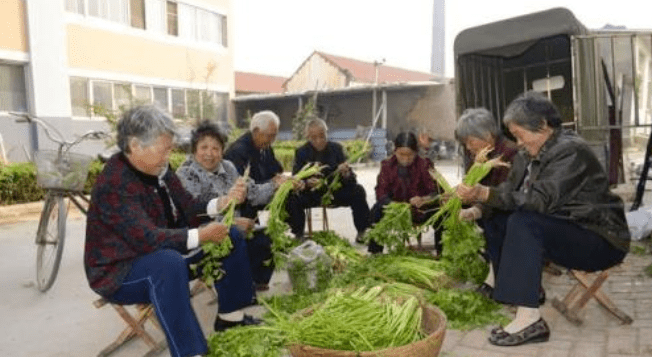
34 150 93 191
289 305 447 357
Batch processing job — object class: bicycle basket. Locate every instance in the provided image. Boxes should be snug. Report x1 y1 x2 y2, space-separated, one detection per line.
34 150 93 191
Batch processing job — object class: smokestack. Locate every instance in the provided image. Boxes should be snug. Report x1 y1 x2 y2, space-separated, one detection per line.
431 0 445 76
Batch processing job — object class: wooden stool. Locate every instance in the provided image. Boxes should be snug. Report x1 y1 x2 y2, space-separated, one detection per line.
94 280 215 357
551 269 633 326
305 205 330 237
93 299 166 357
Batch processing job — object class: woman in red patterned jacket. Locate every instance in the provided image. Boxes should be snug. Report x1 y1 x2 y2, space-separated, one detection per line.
84 106 259 357
367 132 444 254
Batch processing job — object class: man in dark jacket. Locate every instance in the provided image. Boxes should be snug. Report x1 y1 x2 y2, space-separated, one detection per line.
223 110 288 218
287 117 370 241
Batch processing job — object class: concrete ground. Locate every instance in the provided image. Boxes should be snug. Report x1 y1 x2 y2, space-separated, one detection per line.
1 158 652 357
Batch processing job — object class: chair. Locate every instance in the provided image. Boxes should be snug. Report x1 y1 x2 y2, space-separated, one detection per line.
551 268 633 326
305 205 330 237
94 280 214 357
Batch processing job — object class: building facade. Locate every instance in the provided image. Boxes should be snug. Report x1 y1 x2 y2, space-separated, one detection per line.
0 0 233 162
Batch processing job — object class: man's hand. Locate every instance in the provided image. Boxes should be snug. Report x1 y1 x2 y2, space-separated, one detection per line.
233 217 255 234
271 174 289 190
198 222 229 244
336 162 351 176
306 177 321 189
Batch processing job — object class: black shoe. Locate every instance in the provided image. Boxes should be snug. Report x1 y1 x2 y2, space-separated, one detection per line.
488 318 550 346
475 283 493 299
355 232 365 244
214 314 262 332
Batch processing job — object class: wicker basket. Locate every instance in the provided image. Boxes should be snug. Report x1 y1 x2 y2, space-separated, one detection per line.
34 150 93 191
288 305 447 357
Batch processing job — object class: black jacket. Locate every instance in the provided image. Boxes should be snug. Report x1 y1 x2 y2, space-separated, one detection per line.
485 129 630 252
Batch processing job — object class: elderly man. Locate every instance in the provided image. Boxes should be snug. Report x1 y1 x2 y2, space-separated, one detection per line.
224 110 287 218
288 117 370 241
85 106 259 357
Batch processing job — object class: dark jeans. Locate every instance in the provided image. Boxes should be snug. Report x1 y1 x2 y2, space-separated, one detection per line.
108 249 208 357
287 181 370 236
484 211 627 307
367 197 443 254
246 229 274 285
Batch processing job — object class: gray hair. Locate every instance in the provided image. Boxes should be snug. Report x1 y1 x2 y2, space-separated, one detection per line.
304 116 328 136
117 105 177 154
250 110 280 132
503 91 562 131
455 108 498 142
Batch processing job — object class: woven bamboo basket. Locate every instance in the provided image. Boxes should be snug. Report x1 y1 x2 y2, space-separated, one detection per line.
288 304 446 357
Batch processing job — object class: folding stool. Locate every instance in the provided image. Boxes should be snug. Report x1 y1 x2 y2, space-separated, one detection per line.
305 205 330 237
94 280 215 357
551 268 633 326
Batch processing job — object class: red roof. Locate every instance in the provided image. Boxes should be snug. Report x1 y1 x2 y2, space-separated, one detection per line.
317 51 435 84
235 72 286 94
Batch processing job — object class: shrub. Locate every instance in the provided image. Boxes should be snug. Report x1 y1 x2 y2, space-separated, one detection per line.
0 162 44 205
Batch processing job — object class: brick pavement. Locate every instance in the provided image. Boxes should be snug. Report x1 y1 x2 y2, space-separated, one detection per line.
439 253 652 357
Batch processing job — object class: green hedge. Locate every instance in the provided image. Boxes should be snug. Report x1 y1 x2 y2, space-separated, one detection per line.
0 140 369 205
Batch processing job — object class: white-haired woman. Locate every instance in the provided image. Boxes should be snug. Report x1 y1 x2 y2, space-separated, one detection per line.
85 106 259 357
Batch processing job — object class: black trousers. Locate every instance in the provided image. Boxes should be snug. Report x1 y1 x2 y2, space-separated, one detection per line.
367 197 443 254
484 210 626 307
286 181 370 236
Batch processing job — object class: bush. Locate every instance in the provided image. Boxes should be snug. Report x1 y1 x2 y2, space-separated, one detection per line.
0 162 44 205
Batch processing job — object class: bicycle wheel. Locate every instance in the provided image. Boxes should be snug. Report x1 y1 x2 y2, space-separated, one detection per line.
35 193 67 292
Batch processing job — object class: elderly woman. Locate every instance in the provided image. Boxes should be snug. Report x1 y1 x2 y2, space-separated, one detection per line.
455 108 518 297
84 106 259 357
368 131 444 254
177 120 275 290
456 92 630 346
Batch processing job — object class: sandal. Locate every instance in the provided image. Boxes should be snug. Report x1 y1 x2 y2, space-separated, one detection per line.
488 318 550 346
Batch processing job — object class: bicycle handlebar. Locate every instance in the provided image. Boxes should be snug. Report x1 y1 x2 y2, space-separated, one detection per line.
9 112 109 151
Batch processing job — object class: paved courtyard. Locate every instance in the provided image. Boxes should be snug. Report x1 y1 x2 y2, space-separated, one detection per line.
1 159 651 357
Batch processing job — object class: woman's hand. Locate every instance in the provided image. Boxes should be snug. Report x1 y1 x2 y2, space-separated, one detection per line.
272 174 289 190
409 196 427 208
456 184 489 204
233 217 255 234
306 177 321 189
459 205 482 221
336 162 352 177
198 222 229 244
227 178 247 204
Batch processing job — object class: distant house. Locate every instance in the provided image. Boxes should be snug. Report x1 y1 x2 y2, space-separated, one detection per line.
283 51 437 92
235 71 286 96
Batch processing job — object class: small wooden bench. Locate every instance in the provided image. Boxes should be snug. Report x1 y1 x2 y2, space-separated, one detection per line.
306 205 330 237
551 268 633 326
94 281 215 357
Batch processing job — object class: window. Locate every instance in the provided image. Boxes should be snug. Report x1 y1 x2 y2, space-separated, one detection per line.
220 14 227 46
197 9 217 43
65 0 84 14
186 89 200 118
130 0 146 29
70 77 89 116
166 1 178 36
171 89 185 118
134 85 152 104
153 87 168 111
92 81 113 111
146 0 166 34
88 0 109 19
114 83 132 110
0 64 27 112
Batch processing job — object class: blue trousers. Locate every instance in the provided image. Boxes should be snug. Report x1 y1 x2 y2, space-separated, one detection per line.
484 211 626 307
108 249 207 357
246 229 274 285
214 227 256 312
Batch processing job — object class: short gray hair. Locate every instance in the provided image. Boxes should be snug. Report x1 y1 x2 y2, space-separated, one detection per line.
304 116 328 137
455 108 498 142
117 105 177 154
250 110 280 132
503 91 562 131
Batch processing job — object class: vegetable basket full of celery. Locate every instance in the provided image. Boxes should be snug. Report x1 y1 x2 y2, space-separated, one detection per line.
284 287 447 357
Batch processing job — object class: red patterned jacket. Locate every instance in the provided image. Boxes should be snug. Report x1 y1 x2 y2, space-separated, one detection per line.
375 155 442 203
84 153 208 297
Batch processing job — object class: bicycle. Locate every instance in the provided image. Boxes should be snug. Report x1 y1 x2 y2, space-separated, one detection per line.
11 112 108 292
